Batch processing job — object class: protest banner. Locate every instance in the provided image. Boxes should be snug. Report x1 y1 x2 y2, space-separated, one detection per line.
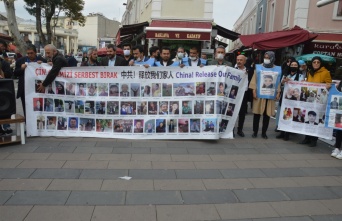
325 84 342 130
256 64 281 99
25 63 247 139
278 81 333 139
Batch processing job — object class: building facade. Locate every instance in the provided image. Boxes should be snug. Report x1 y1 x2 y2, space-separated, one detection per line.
121 0 213 25
119 0 239 60
0 12 78 54
58 13 120 52
229 0 342 68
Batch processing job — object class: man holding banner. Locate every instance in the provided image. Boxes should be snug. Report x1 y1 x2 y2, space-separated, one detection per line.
37 44 67 93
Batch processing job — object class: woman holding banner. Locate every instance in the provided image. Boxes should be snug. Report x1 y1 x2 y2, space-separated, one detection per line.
249 51 281 139
298 56 332 147
277 60 304 141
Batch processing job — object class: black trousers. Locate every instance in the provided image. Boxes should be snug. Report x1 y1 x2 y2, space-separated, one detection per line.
304 135 318 142
20 94 26 117
253 100 270 135
335 130 342 149
238 91 248 131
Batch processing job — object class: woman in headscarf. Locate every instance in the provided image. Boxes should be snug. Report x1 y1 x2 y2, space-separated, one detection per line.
298 56 332 147
249 51 281 139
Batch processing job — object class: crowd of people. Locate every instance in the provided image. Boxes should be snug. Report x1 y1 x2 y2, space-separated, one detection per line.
0 39 340 159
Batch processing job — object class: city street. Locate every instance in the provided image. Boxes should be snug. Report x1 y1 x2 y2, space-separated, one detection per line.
0 81 341 221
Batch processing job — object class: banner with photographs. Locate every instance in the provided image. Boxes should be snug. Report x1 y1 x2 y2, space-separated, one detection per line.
277 81 333 139
256 64 281 99
325 84 342 130
25 63 247 139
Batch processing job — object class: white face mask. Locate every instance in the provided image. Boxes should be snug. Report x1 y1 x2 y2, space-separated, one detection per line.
136 57 141 62
216 54 224 60
123 50 130 56
264 59 271 64
190 56 197 61
299 67 303 71
177 53 184 59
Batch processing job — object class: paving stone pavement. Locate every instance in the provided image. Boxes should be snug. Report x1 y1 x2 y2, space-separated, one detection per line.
0 86 341 220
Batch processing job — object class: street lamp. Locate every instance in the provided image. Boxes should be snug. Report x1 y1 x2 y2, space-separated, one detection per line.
317 0 339 7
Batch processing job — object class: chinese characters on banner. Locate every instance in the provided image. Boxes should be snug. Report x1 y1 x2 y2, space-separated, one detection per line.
278 81 333 139
25 63 247 139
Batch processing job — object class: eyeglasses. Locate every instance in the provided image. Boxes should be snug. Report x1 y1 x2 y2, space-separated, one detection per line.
312 61 321 64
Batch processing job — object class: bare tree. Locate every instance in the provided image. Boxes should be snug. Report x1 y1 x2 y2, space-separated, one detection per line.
2 0 27 54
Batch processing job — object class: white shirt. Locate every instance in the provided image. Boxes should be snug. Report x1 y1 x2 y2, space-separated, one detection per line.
191 59 198 67
108 57 116 67
236 65 248 91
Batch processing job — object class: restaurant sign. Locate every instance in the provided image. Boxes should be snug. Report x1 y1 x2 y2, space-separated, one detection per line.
146 31 211 41
305 42 342 58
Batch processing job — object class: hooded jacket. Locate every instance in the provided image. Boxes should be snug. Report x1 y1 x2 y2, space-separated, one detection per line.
307 66 332 84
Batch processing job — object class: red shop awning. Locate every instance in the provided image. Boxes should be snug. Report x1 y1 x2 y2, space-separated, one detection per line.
146 20 212 41
239 26 318 50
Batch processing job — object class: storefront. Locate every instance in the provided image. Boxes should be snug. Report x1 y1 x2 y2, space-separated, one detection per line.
115 19 239 60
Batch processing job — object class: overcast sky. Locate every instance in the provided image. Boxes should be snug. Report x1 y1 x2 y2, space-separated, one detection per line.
0 0 247 30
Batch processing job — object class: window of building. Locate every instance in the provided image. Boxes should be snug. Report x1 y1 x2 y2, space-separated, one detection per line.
250 17 253 34
269 1 275 32
283 0 291 28
333 0 342 20
258 6 263 29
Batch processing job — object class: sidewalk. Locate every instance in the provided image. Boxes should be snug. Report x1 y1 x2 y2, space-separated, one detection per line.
0 82 341 220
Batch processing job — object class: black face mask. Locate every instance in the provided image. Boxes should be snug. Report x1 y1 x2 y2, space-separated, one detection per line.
290 67 298 73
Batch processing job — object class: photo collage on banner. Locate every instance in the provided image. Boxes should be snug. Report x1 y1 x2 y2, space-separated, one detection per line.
26 64 247 139
325 83 342 130
278 81 333 139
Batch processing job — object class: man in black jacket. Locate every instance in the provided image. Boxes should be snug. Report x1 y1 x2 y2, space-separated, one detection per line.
14 44 46 116
99 44 125 66
37 44 68 93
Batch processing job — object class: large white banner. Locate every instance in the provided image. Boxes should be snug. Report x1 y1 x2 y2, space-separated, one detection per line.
25 63 247 139
278 81 333 139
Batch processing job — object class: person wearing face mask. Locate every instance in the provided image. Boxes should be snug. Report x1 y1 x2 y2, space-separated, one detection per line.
298 60 307 76
298 56 332 147
208 45 233 67
122 43 134 66
185 47 206 67
276 60 303 141
129 45 150 67
249 51 281 139
173 47 186 62
281 57 295 79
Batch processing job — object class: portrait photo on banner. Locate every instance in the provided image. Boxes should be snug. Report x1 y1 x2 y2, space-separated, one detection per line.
259 70 278 96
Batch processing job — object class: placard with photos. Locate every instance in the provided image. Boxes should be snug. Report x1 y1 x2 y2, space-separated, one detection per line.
325 84 342 130
278 81 333 139
26 63 247 139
